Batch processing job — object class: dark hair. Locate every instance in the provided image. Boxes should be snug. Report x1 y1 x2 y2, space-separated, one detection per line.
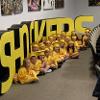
71 34 78 40
67 45 75 53
77 35 84 44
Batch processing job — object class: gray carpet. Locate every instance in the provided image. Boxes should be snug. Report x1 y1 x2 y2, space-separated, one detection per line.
0 48 97 100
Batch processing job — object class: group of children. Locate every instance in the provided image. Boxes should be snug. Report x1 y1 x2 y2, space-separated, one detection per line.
13 28 92 84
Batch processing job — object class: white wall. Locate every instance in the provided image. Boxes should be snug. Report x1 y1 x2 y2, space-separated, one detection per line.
0 0 99 30
74 0 100 28
0 0 74 30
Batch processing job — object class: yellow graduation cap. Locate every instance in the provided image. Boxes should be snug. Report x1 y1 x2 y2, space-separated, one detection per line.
69 41 74 44
45 48 50 51
53 40 60 47
32 43 39 47
29 52 37 58
66 35 71 39
31 53 37 57
53 40 59 45
60 39 65 43
45 40 51 44
36 50 45 56
48 35 53 39
39 42 45 50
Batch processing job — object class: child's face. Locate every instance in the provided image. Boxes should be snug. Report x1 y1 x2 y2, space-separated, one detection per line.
72 35 77 41
30 56 37 64
54 47 60 52
39 55 45 61
61 35 66 39
32 46 39 51
42 39 47 44
45 41 51 46
60 42 65 48
45 51 50 56
57 36 61 41
25 59 30 68
85 29 91 37
65 37 71 42
48 37 53 42
83 35 88 41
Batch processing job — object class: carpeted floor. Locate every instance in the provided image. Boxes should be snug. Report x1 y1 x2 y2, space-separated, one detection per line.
0 48 97 100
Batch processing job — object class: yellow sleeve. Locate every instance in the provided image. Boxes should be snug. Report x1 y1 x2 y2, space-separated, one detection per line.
29 63 34 70
74 41 79 47
36 60 42 71
53 52 57 60
50 45 53 51
50 56 58 66
53 51 62 62
47 56 53 65
74 41 80 50
60 49 66 56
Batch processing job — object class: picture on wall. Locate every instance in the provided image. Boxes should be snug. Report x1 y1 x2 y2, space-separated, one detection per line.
1 0 23 16
55 0 64 9
1 0 13 16
89 0 100 6
13 0 23 14
27 0 41 11
43 0 55 10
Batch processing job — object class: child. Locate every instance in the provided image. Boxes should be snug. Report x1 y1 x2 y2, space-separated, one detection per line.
29 53 42 75
32 43 39 52
13 58 39 84
71 32 80 50
59 39 69 60
67 41 79 59
44 48 58 70
53 42 65 63
38 50 52 73
48 35 54 43
80 28 91 49
48 34 57 45
39 42 45 50
44 40 53 52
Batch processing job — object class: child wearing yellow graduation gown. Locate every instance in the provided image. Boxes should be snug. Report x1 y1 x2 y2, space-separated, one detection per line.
38 51 52 73
48 35 54 43
44 48 58 70
67 41 79 59
81 29 91 48
53 42 65 63
14 58 39 84
32 43 39 52
44 40 53 52
71 33 80 50
59 39 69 60
64 36 71 48
39 42 45 50
79 28 91 49
29 53 42 75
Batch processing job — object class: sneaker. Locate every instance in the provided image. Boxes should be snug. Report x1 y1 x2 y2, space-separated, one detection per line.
46 69 52 73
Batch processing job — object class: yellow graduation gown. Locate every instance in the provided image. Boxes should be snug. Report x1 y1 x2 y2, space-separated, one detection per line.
29 60 42 75
18 67 38 84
